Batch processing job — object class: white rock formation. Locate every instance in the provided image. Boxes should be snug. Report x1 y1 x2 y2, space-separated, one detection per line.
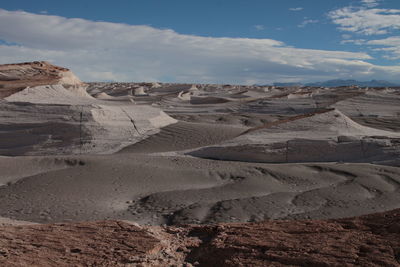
189 109 400 164
151 82 162 88
134 86 147 96
0 62 177 155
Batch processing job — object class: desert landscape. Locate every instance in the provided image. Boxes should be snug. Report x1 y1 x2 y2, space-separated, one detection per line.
0 61 400 266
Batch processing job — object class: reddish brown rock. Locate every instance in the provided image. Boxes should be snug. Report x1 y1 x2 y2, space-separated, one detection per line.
0 221 166 266
184 210 400 266
0 209 400 266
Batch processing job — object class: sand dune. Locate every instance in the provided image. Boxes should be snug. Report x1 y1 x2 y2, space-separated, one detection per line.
120 121 244 153
1 153 400 226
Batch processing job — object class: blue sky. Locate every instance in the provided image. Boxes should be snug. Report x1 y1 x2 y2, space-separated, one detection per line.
0 0 399 84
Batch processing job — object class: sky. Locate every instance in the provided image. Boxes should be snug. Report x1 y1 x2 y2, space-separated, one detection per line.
0 0 399 84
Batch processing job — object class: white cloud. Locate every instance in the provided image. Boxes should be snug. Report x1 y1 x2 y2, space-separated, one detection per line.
361 0 380 8
0 9 399 83
329 7 400 35
289 7 303 11
368 36 400 59
340 39 366 45
298 19 319 28
368 36 400 46
253 25 265 31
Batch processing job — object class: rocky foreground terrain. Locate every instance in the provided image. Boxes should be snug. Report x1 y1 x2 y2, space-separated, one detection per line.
1 209 400 266
0 62 400 266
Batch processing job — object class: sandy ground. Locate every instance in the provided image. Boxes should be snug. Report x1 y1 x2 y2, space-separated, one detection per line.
1 153 400 226
0 68 399 225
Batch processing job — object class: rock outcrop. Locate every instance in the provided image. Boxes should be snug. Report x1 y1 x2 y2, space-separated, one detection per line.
189 109 400 165
0 61 83 99
0 62 176 155
0 209 399 266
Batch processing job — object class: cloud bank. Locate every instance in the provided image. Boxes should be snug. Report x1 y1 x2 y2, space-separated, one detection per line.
368 37 400 60
0 9 399 84
329 2 400 62
329 7 400 35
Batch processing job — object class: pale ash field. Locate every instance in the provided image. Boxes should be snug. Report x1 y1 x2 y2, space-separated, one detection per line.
0 62 400 226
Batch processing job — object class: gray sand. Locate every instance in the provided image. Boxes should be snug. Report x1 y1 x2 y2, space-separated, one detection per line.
1 75 400 225
0 154 399 226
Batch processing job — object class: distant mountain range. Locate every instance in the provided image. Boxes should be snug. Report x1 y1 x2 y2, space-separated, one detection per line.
272 82 303 87
272 80 400 88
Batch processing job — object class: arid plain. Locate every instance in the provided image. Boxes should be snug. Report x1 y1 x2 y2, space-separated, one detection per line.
0 61 400 266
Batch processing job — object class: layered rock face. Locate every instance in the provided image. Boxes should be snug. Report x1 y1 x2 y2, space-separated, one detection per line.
0 61 82 98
